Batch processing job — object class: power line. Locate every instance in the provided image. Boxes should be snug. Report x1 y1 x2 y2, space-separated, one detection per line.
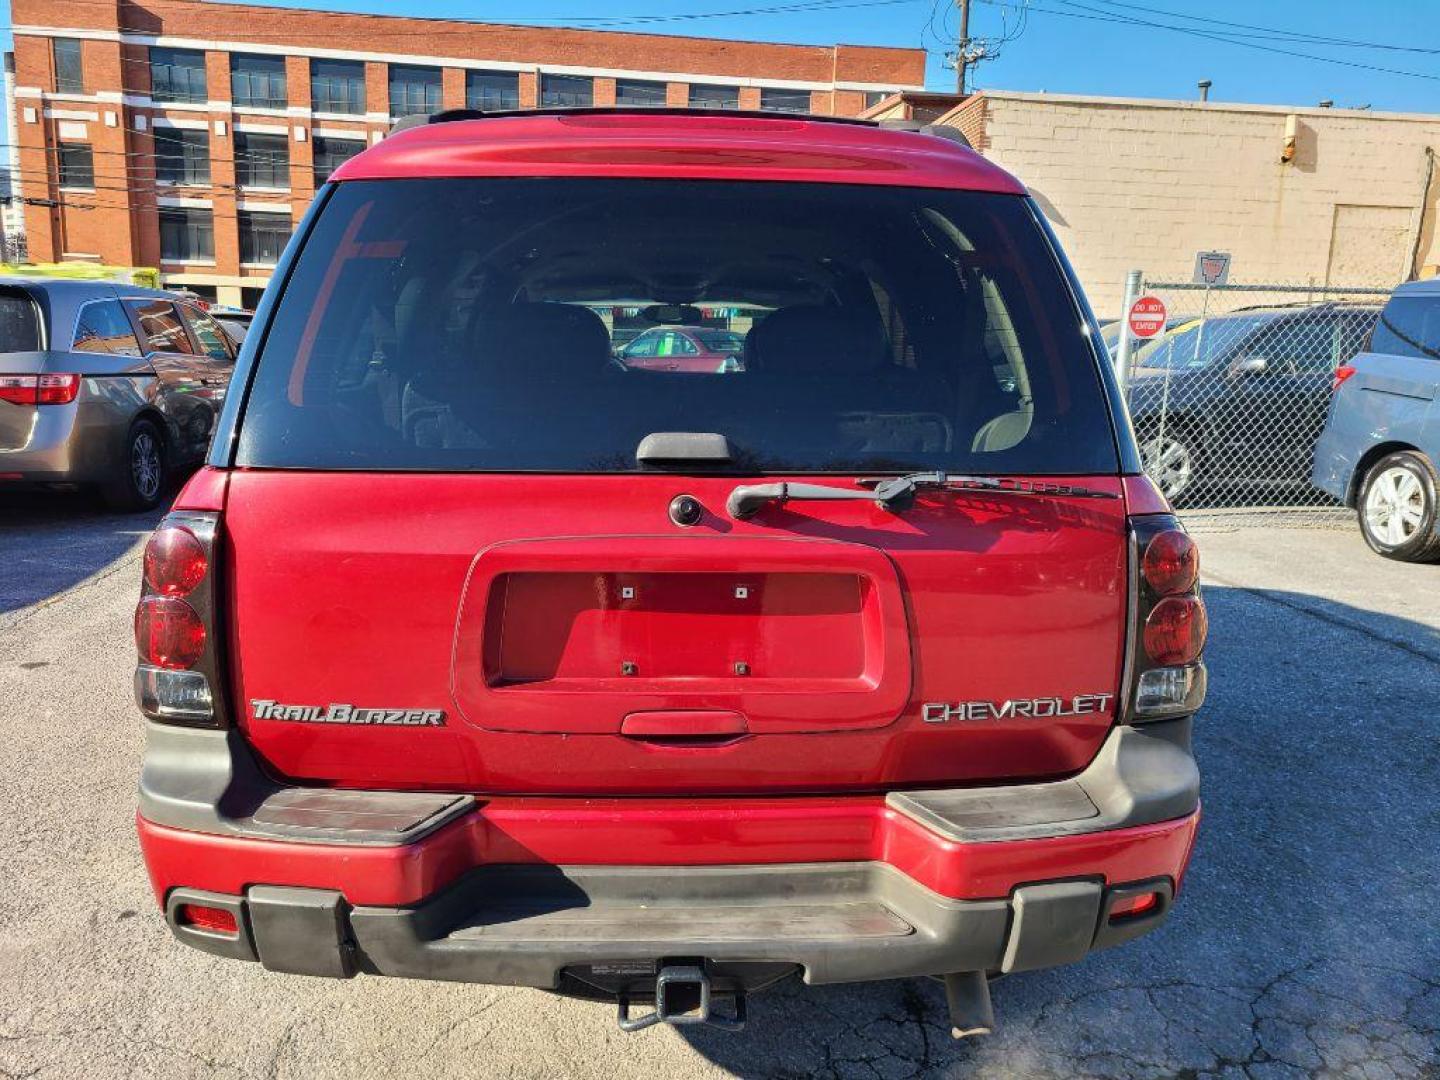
1087 0 1440 57
973 0 1440 84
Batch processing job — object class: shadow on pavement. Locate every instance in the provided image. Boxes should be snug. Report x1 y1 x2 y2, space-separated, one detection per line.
675 584 1440 1078
0 489 168 613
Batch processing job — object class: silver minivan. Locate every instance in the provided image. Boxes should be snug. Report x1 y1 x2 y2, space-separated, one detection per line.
1312 279 1440 562
0 278 236 510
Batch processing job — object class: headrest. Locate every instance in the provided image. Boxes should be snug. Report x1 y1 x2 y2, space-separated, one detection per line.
472 302 611 382
744 305 889 376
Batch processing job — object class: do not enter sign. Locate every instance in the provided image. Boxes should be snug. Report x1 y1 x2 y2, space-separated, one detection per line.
1127 296 1167 339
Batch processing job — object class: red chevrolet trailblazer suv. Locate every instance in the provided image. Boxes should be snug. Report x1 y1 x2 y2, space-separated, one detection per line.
134 109 1206 1036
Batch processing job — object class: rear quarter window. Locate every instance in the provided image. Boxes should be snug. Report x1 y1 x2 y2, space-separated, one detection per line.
237 178 1119 475
1371 295 1440 362
0 289 42 353
72 299 143 356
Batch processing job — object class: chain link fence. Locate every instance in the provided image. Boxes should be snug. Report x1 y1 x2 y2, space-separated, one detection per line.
1109 279 1394 529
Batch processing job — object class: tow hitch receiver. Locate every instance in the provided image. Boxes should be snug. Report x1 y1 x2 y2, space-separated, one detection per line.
617 965 746 1032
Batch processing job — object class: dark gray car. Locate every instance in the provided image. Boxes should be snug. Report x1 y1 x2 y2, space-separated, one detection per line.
0 278 237 510
1312 279 1440 562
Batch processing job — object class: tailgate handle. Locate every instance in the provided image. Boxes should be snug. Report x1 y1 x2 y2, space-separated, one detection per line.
621 711 749 739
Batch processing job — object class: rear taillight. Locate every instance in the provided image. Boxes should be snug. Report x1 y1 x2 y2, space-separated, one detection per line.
1331 364 1357 393
0 373 81 405
134 511 228 727
134 596 207 669
1126 515 1208 721
1141 529 1198 596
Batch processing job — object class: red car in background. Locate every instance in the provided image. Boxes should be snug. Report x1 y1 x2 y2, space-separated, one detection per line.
616 325 746 373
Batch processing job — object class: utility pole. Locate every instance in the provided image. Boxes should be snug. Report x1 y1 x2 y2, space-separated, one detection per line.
955 0 972 94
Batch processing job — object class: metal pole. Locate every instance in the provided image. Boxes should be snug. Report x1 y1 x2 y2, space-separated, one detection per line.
1114 269 1142 397
956 0 972 94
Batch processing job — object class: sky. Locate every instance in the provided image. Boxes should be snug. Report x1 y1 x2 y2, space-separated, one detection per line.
3 0 1439 125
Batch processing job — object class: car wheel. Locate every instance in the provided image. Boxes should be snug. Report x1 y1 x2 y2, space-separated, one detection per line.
102 419 168 512
1357 451 1440 563
1138 429 1197 503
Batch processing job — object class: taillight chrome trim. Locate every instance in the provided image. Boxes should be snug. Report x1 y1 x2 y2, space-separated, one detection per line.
134 510 230 729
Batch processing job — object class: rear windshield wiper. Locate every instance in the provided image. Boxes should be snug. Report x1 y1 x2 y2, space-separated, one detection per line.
726 471 1117 519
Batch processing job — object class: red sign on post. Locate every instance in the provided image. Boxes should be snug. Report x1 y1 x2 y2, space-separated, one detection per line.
1127 295 1168 339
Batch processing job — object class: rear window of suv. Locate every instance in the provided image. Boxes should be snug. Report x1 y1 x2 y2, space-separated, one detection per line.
1371 294 1440 362
236 178 1117 474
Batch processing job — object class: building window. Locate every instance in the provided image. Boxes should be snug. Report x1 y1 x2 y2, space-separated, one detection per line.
312 136 365 183
465 70 519 111
159 208 215 261
56 143 94 190
231 54 287 110
235 132 290 189
150 47 208 104
53 38 84 94
389 65 442 118
615 79 667 107
689 84 740 110
311 59 365 115
540 74 592 108
239 211 292 265
760 88 811 114
863 90 889 110
154 127 210 185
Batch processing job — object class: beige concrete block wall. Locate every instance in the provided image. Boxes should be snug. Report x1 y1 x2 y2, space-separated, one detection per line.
966 93 1440 316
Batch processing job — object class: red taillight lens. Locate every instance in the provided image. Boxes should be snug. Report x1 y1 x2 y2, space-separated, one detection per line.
0 375 36 405
37 373 81 404
0 374 80 405
1143 596 1208 665
143 526 208 597
175 903 237 934
1331 364 1357 393
1141 529 1199 596
135 596 206 670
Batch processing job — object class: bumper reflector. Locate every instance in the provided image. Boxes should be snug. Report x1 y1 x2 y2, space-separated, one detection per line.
175 903 238 935
135 665 214 724
1108 891 1160 921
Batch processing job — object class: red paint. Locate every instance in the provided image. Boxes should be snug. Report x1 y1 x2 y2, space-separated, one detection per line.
172 466 229 512
332 113 1026 195
137 802 1200 907
223 470 1130 793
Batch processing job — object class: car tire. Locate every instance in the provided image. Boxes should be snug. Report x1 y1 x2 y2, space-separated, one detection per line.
101 419 168 512
1357 451 1440 563
1137 424 1199 505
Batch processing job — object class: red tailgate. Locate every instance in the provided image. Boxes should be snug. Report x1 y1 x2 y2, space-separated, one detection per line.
223 471 1128 795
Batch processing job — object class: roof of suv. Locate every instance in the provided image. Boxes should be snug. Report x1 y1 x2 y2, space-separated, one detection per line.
330 109 1026 194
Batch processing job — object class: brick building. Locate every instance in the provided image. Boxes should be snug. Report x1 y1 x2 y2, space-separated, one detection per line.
926 90 1440 314
8 0 924 306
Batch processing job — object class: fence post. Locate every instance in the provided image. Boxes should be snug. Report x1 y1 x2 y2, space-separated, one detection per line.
1114 269 1142 396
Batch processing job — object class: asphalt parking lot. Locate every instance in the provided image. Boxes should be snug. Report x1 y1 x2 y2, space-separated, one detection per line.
1 491 1437 1079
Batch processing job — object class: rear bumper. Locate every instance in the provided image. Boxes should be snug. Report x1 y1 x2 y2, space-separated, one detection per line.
137 719 1200 988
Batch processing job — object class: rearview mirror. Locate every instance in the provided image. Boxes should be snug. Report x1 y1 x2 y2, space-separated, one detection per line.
641 303 703 326
1232 355 1269 376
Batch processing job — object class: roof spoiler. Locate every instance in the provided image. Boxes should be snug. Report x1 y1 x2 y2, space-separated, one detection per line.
875 118 973 149
389 107 968 145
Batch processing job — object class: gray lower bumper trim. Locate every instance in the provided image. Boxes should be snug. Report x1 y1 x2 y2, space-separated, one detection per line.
887 718 1198 843
204 862 1170 989
138 722 472 845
